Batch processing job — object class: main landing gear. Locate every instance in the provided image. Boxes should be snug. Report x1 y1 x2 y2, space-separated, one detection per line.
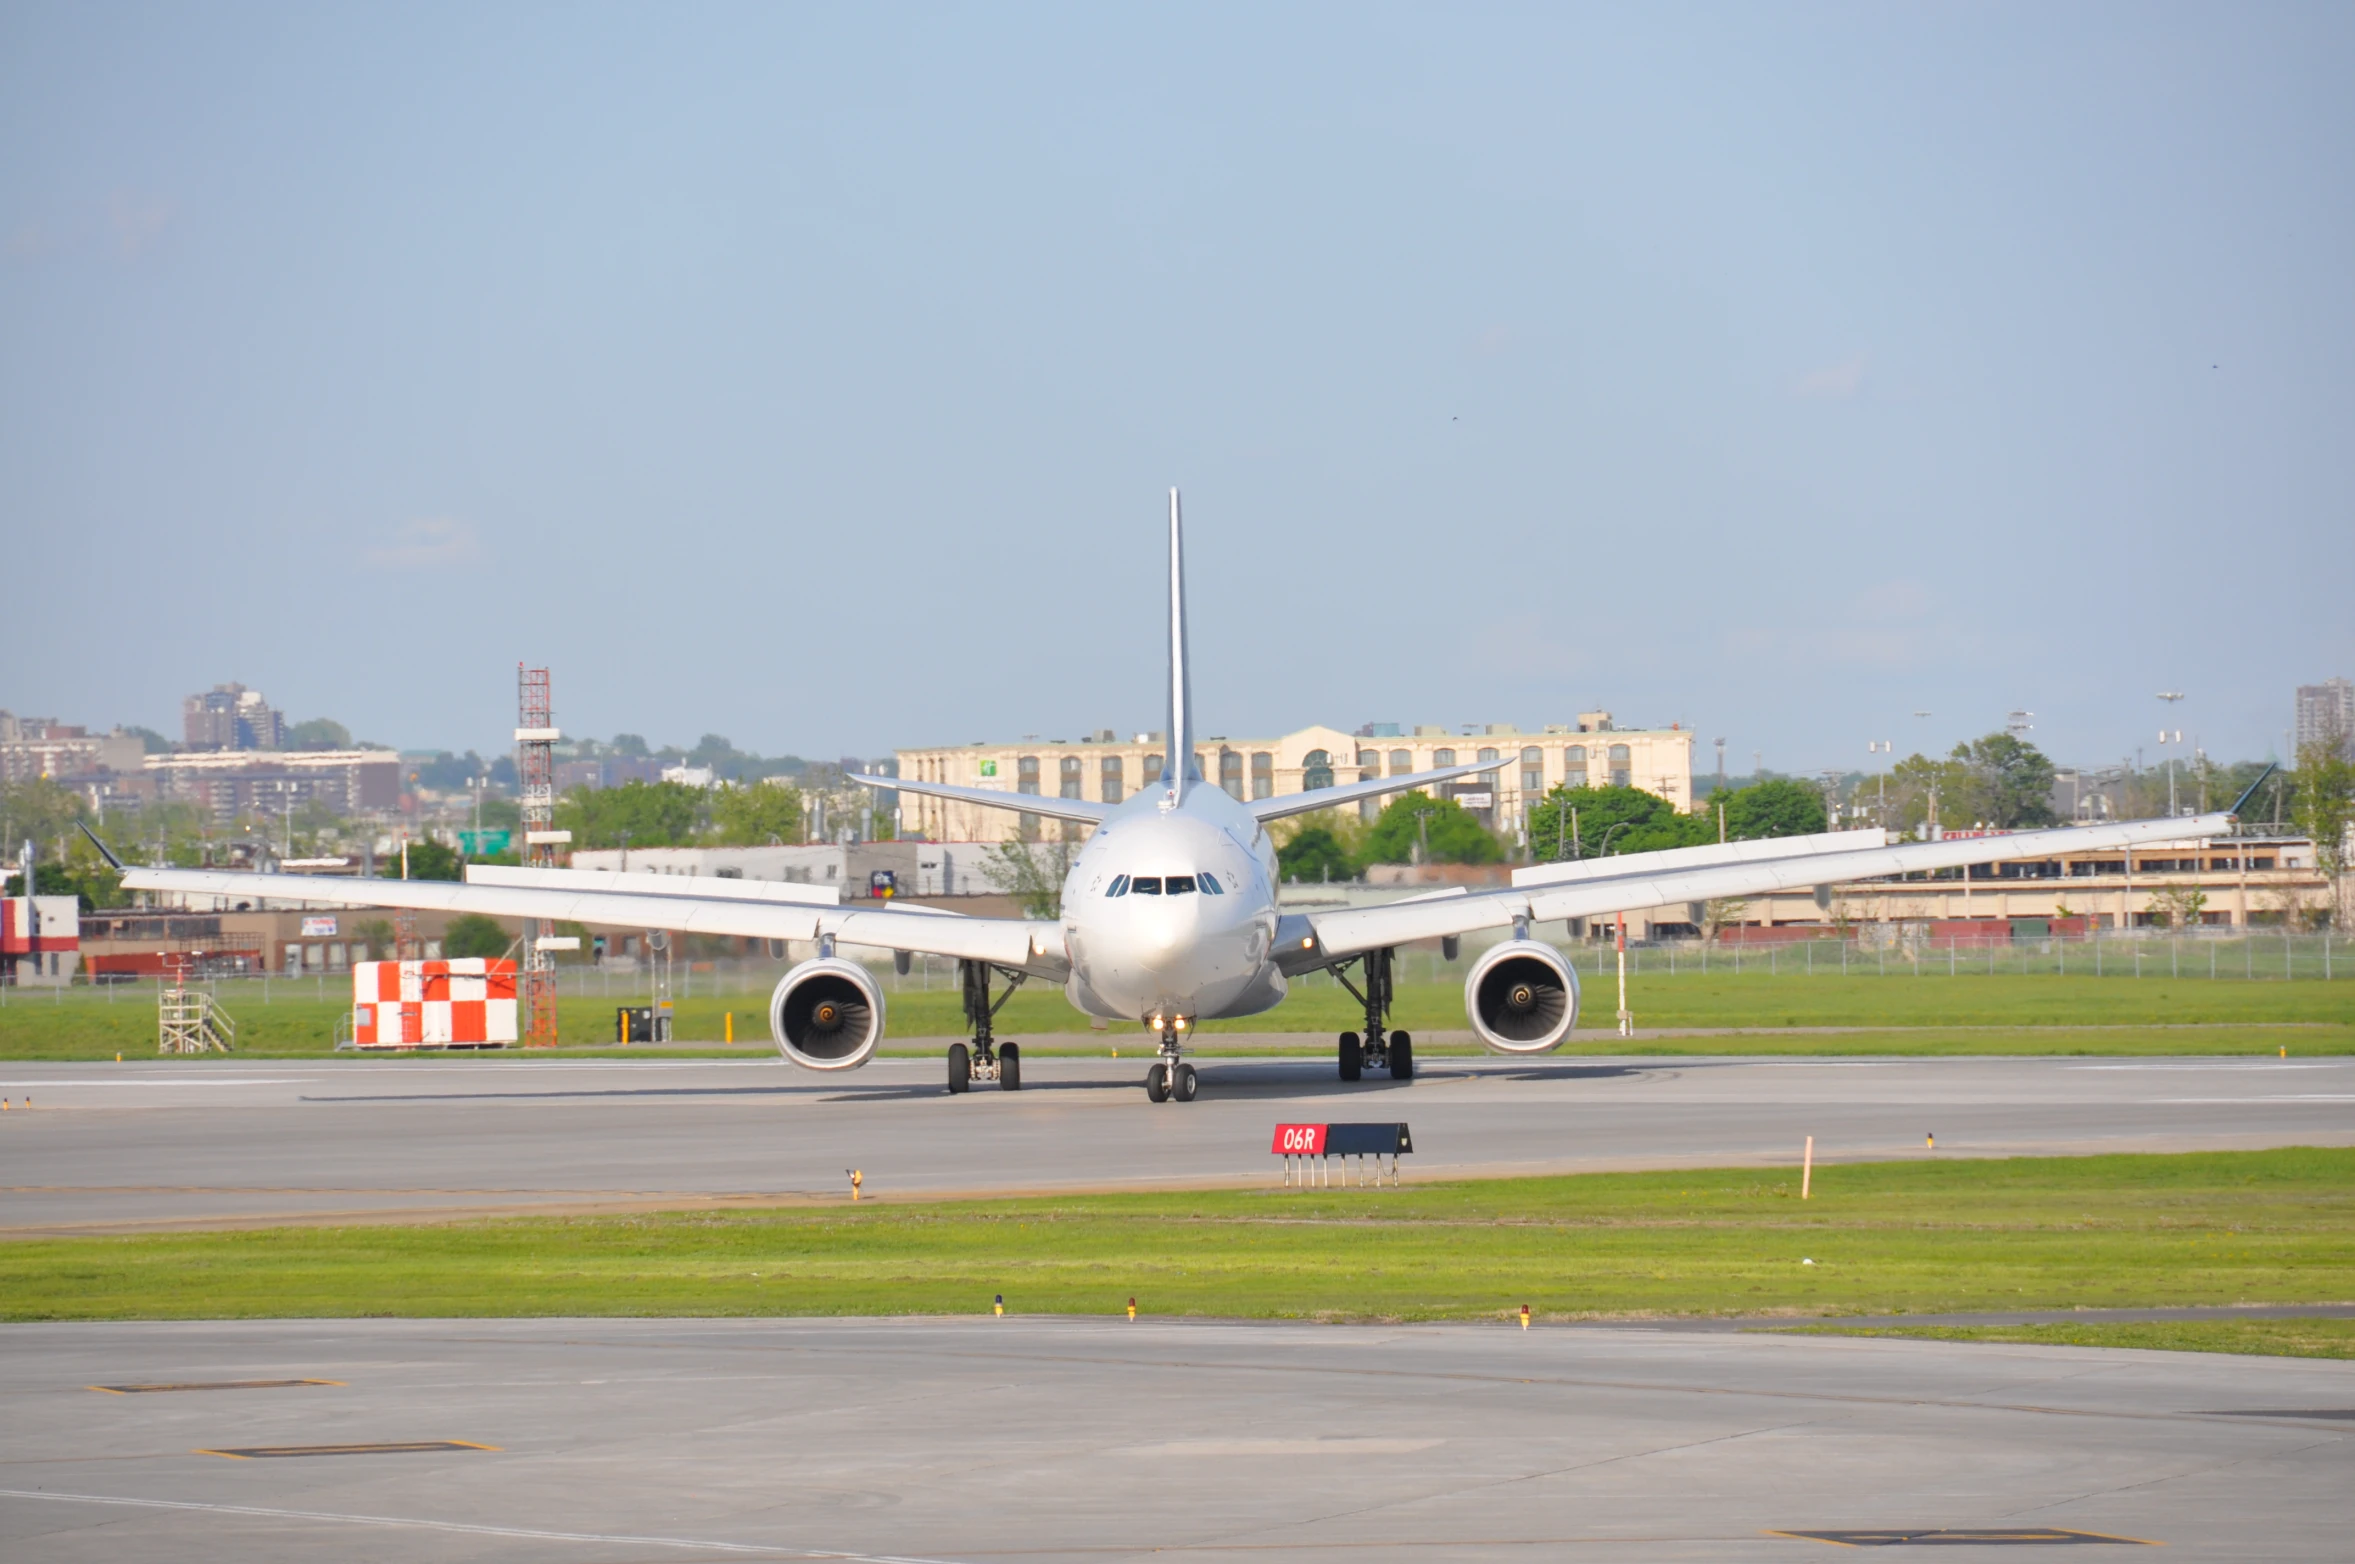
1332 947 1414 1084
1142 1015 1198 1103
949 960 1026 1094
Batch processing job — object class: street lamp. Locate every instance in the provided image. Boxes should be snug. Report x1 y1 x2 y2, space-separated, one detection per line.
2156 728 2186 817
1867 740 1892 827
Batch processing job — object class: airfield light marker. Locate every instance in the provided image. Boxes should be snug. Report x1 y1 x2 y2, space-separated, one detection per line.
1128 1297 1137 1321
1926 1132 1935 1150
994 1294 1005 1317
847 1169 862 1201
1802 1136 1813 1200
1520 1304 1530 1330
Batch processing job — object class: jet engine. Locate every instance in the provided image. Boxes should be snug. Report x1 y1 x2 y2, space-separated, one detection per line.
1463 939 1579 1054
769 958 886 1070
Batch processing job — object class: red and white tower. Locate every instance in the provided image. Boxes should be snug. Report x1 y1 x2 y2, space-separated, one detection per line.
516 664 562 1048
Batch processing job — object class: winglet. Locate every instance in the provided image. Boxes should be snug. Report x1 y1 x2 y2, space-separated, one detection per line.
2228 762 2276 822
75 819 126 871
1162 487 1196 802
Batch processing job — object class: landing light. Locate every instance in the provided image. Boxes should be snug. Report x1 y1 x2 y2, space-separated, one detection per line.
1175 1017 1188 1031
1300 936 1314 949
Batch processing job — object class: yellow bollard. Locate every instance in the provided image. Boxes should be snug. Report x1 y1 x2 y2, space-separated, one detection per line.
994 1294 1005 1317
725 1011 734 1046
848 1169 862 1201
116 1052 122 1063
1926 1132 1935 1150
1519 1304 1530 1330
1127 1297 1137 1321
2281 1045 2288 1059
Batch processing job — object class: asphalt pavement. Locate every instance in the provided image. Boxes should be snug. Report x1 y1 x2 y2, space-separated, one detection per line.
1 1053 2350 1233
3 1315 2347 1561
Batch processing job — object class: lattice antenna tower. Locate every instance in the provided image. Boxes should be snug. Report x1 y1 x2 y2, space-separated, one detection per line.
516 664 561 1048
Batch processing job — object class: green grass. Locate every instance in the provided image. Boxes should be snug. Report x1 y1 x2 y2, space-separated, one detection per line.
1789 1318 2355 1360
5 971 2350 1060
5 1150 2350 1341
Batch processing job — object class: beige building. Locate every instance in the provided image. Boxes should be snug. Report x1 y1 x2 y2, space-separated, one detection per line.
894 713 1695 845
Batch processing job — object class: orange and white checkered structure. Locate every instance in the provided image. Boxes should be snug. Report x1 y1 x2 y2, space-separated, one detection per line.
352 959 519 1048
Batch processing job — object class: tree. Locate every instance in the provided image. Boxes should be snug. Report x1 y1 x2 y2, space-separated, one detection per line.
2293 721 2354 925
1527 785 1680 861
2146 883 2207 932
1887 752 1984 833
1361 792 1502 866
442 913 512 960
1953 733 2058 829
351 918 396 960
554 780 705 849
1278 826 1354 883
611 733 651 757
285 718 352 750
980 839 1072 919
1719 778 1829 839
712 780 804 846
382 839 463 880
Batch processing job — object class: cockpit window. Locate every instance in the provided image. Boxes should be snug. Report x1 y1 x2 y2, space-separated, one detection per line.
1197 871 1224 895
1130 876 1163 895
1164 875 1197 895
1106 874 1129 897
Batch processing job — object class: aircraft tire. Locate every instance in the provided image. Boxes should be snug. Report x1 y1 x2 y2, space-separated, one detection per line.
1388 1032 1414 1080
1000 1042 1022 1091
1173 1062 1198 1102
947 1042 970 1094
1338 1032 1362 1082
1145 1062 1171 1103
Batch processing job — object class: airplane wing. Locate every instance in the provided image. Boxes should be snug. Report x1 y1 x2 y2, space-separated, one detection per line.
466 864 847 907
1248 757 1510 823
1294 810 2237 966
111 863 1068 979
1510 828 1891 888
848 772 1111 826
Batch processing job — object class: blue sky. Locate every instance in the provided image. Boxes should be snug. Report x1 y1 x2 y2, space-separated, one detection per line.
4 3 2349 773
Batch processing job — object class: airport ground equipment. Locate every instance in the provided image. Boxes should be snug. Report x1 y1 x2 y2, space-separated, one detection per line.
1273 1122 1413 1186
157 977 234 1054
615 1006 671 1044
348 959 517 1049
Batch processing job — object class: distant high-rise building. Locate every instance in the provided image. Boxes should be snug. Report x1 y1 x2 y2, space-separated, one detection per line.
182 683 285 751
2295 677 2354 760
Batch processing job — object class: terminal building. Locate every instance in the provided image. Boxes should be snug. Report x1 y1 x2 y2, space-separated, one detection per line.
893 713 1695 844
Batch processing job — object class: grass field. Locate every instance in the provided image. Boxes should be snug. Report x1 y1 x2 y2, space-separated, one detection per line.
4 1151 2349 1352
5 969 2350 1060
1789 1317 2355 1360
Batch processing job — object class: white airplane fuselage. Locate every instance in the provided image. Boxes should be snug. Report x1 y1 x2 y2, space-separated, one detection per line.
1058 779 1284 1026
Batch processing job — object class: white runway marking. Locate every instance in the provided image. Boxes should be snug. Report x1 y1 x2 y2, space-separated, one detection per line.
0 1487 959 1562
0 1079 303 1088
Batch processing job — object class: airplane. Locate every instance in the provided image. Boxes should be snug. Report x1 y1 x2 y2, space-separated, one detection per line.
91 491 2267 1102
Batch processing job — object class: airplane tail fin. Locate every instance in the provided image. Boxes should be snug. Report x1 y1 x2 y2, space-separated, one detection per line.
1163 488 1196 798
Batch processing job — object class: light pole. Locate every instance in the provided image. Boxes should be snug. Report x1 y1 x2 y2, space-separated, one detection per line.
2156 728 2186 817
1867 740 1891 827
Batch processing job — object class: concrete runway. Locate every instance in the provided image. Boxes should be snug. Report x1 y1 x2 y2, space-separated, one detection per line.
2 1054 2352 1233
3 1316 2348 1561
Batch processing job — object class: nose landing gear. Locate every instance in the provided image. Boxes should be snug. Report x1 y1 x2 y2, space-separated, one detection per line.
1142 1018 1199 1102
1332 948 1414 1083
950 961 1029 1094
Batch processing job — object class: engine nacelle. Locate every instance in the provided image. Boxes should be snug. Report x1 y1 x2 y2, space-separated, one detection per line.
1463 939 1580 1054
769 958 886 1071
